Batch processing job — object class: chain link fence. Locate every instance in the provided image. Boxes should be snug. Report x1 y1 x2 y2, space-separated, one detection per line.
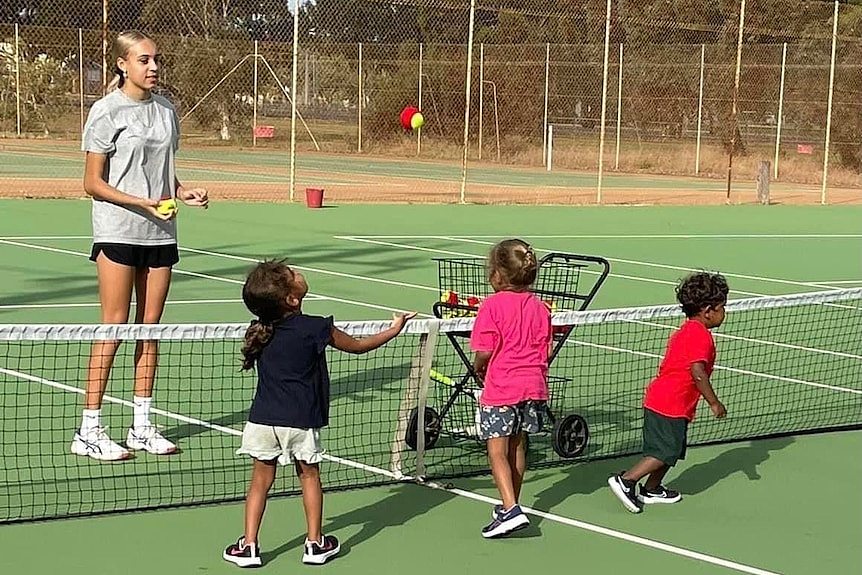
1 0 860 203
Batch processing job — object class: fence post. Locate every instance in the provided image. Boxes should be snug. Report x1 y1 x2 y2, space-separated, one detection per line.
614 43 623 171
289 5 299 202
596 0 612 204
460 0 477 204
546 124 553 172
358 42 363 153
542 42 550 166
102 0 108 94
302 50 308 108
417 43 423 156
726 0 746 202
15 23 21 136
253 40 259 148
696 44 705 175
774 42 787 180
79 28 85 133
478 43 484 159
822 0 839 206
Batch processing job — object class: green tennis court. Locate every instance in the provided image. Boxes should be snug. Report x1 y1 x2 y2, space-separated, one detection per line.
1 200 860 575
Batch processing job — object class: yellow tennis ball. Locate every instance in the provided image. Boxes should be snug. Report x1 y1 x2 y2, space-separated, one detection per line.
411 112 425 130
157 199 177 215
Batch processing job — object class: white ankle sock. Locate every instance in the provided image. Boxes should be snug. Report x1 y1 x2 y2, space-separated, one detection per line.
133 396 152 429
81 409 101 434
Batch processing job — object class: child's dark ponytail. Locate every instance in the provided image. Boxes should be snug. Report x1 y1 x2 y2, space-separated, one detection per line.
239 259 295 369
241 320 274 371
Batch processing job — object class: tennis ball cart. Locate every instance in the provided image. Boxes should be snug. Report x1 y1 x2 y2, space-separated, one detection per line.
404 252 611 459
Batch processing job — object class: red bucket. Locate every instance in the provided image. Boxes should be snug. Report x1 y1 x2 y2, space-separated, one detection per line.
305 188 324 209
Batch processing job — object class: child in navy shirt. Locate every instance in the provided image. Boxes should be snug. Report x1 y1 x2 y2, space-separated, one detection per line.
224 260 414 567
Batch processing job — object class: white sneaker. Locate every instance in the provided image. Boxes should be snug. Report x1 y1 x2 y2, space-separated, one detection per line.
71 427 132 461
126 425 178 455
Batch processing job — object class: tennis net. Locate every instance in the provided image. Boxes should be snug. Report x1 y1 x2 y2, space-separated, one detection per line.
1 287 860 523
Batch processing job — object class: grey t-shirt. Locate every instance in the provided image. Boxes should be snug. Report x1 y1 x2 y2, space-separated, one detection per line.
82 89 179 246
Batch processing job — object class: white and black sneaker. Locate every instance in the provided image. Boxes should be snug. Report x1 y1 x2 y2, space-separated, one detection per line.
608 472 643 514
302 534 340 565
223 536 262 568
639 485 682 504
481 504 530 538
126 425 178 455
70 427 132 461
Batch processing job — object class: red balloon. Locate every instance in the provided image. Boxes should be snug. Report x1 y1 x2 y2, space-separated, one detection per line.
400 106 419 130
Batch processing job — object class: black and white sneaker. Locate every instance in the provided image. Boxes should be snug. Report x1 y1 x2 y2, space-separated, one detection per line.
302 534 340 565
482 504 530 538
223 536 262 568
608 473 643 514
639 485 682 504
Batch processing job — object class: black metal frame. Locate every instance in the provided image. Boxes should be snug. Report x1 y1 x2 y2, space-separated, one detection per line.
406 252 610 458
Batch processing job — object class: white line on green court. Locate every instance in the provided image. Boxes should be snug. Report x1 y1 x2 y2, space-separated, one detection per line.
1 365 783 575
0 239 422 317
179 246 438 292
347 234 862 239
333 236 772 298
0 299 274 310
568 338 862 396
0 236 92 240
431 236 845 291
626 318 862 361
58 239 853 393
425 481 782 575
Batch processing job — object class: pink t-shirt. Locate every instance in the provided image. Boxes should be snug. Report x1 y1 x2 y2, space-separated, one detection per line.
469 290 552 406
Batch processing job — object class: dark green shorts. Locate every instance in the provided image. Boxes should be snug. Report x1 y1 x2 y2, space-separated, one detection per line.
642 408 688 467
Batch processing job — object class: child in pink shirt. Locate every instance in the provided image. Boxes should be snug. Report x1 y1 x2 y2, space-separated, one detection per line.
470 239 552 539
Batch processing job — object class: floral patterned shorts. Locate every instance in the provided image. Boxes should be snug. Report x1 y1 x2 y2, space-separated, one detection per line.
478 401 546 440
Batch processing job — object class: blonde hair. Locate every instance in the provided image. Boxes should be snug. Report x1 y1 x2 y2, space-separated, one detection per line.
487 239 538 290
106 30 155 92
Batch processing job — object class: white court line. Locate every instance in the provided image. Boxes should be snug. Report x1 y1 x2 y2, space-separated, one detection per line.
0 239 423 317
180 247 438 292
423 482 781 575
1 365 781 575
0 236 92 240
0 367 403 479
346 234 862 239
336 236 861 312
335 236 859 359
436 236 843 291
569 339 862 396
0 299 256 311
627 318 862 362
333 236 772 298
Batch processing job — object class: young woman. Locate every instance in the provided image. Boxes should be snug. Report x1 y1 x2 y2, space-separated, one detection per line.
71 30 209 461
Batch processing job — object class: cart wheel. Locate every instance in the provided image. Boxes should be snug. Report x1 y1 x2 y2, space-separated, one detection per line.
405 407 441 451
552 414 589 458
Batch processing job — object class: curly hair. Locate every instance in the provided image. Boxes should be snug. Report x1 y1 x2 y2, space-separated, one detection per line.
676 272 729 317
240 259 296 370
486 238 538 290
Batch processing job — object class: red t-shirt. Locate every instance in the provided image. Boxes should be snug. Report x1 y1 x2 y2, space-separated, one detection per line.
643 319 716 421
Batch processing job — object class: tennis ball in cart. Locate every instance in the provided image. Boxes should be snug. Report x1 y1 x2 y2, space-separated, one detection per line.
157 198 177 216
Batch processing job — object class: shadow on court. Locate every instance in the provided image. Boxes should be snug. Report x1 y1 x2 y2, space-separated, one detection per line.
261 483 457 565
670 436 794 495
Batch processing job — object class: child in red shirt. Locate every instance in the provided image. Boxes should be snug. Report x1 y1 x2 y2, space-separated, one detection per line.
609 272 729 513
